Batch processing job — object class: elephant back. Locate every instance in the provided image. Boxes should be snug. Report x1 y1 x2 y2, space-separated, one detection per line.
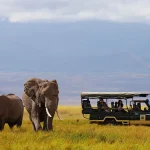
6 94 21 101
6 94 23 109
6 94 24 120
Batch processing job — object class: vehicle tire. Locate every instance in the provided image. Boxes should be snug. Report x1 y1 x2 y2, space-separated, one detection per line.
104 119 117 125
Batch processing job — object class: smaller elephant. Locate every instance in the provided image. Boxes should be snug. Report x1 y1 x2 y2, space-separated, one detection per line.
0 94 24 130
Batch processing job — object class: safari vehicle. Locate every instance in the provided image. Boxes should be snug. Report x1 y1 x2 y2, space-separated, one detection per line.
81 92 150 125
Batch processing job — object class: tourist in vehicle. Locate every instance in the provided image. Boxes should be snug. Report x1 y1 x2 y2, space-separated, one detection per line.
133 103 141 111
111 102 115 112
118 100 124 111
137 102 141 110
133 104 136 110
146 99 150 109
115 102 118 112
97 98 110 112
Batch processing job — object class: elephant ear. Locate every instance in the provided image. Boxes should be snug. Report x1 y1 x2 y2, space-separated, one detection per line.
24 78 42 101
51 79 59 94
49 80 59 95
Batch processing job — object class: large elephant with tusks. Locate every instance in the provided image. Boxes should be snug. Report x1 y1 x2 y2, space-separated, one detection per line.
22 78 61 131
0 94 24 130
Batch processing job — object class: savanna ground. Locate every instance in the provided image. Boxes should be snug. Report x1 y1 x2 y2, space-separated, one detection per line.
1 106 150 150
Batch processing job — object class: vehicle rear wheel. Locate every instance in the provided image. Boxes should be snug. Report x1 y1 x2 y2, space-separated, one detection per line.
104 119 117 125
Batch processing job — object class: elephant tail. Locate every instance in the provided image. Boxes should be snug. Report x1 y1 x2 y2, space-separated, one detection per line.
56 110 62 120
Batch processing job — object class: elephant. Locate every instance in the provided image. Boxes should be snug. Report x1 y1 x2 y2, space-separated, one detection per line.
0 94 24 130
22 78 61 131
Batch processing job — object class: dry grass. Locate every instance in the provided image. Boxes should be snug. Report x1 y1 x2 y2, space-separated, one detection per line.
1 106 150 150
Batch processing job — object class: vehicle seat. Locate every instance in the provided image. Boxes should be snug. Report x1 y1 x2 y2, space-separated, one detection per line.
82 100 92 108
82 100 92 114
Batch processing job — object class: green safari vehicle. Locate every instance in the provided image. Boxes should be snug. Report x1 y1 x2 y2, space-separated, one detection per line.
81 92 150 125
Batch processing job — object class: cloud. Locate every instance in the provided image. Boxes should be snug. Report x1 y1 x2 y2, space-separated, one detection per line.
1 0 150 23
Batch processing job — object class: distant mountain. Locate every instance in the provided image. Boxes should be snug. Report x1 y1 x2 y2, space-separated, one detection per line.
57 52 150 73
1 21 150 74
0 51 149 74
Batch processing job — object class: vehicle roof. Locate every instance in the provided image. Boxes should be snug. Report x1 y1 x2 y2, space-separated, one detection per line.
81 92 150 99
133 100 149 102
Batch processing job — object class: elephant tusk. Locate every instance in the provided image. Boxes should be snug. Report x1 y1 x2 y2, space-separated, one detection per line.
46 108 52 117
56 110 62 120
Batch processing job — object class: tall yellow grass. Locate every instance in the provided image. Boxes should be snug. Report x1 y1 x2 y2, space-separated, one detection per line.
1 106 150 150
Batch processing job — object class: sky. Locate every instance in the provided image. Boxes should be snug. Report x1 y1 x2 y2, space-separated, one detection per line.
1 0 150 105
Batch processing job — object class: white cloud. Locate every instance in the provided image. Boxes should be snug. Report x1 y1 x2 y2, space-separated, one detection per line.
0 0 150 23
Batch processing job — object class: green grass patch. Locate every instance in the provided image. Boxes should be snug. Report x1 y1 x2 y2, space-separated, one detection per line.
0 106 150 150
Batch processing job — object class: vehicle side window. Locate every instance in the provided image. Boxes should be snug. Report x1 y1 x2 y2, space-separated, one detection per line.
131 102 148 111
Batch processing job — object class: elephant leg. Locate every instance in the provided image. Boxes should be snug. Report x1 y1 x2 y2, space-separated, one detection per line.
46 117 53 131
31 116 42 131
43 112 47 131
16 116 23 128
47 111 55 131
29 115 36 131
0 119 5 131
31 102 42 131
8 123 15 129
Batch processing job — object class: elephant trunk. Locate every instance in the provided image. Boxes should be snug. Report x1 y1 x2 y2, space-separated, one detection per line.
45 97 59 119
45 100 52 118
45 99 54 131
